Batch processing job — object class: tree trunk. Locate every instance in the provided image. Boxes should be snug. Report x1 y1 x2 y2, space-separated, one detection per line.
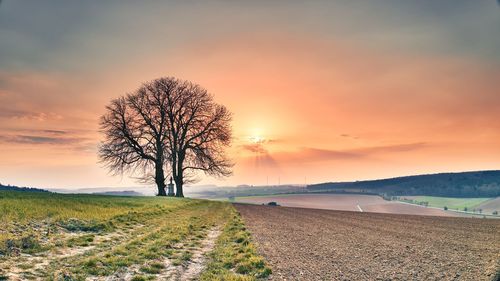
155 162 166 196
175 153 184 197
175 176 184 197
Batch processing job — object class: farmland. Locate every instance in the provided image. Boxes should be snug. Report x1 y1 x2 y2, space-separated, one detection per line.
236 204 500 281
0 191 270 280
401 196 498 214
233 194 461 217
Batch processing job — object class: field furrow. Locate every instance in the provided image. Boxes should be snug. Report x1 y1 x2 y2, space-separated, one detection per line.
236 204 500 281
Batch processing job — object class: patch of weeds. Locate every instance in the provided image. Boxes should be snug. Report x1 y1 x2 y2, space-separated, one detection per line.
18 263 34 270
0 235 45 255
181 251 192 261
67 234 95 247
83 258 98 267
164 248 174 257
59 218 111 233
140 261 164 274
131 275 147 281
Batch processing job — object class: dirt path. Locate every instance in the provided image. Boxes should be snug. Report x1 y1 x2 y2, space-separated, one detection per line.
157 227 220 281
235 204 500 281
84 227 221 281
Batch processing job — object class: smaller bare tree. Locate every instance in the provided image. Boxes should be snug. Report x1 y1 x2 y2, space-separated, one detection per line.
153 77 233 197
99 89 170 196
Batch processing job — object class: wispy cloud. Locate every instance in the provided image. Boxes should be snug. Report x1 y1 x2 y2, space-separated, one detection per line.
41 130 68 135
241 143 268 154
340 134 359 140
354 142 428 154
0 108 63 121
253 142 429 165
0 135 82 145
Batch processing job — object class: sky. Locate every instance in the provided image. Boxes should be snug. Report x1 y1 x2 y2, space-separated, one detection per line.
0 0 499 190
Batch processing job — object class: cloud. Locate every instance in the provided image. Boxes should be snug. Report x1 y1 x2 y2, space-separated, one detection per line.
0 108 63 121
41 130 67 135
266 142 429 164
0 135 82 145
239 137 282 154
241 143 268 154
340 134 359 140
0 129 90 147
272 148 363 164
239 142 280 169
354 142 428 154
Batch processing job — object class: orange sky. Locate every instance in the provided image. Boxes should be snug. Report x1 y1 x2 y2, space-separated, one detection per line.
0 1 499 189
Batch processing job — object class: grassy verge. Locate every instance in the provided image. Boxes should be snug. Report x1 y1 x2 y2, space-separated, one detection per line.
200 208 271 281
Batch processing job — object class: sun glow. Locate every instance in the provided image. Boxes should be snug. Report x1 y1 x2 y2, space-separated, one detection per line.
250 135 264 144
248 127 266 144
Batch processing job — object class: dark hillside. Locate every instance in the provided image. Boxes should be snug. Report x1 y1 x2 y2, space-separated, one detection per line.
0 183 49 193
308 170 500 197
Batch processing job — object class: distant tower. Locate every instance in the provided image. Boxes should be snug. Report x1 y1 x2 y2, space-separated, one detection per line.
167 177 175 196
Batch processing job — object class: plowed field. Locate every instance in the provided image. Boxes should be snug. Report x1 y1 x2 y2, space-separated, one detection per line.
235 194 459 217
235 204 500 281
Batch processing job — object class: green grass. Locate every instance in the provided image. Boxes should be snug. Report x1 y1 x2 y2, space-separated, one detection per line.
200 209 271 281
0 191 186 222
402 196 491 211
0 191 271 280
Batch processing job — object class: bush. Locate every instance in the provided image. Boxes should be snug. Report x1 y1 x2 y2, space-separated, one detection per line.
444 206 448 211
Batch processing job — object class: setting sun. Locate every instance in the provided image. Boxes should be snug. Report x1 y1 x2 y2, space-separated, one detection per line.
249 135 264 144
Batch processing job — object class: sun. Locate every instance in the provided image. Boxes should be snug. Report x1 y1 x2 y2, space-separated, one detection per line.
248 128 266 144
250 135 264 143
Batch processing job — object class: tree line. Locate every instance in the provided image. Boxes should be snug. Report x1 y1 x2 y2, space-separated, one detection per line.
308 171 500 197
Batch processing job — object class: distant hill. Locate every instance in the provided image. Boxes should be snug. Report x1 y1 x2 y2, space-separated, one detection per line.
92 191 143 196
0 183 49 193
308 170 500 197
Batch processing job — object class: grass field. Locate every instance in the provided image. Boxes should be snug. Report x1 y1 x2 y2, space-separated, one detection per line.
402 196 492 211
0 191 270 280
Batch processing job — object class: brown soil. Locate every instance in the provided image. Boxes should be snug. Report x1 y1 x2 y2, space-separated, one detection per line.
235 204 500 281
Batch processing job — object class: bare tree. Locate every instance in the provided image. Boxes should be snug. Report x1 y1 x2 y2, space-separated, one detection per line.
99 89 170 196
99 77 232 197
156 77 233 197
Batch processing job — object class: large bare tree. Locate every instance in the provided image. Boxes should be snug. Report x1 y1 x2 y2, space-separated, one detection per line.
99 77 232 197
159 78 233 197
